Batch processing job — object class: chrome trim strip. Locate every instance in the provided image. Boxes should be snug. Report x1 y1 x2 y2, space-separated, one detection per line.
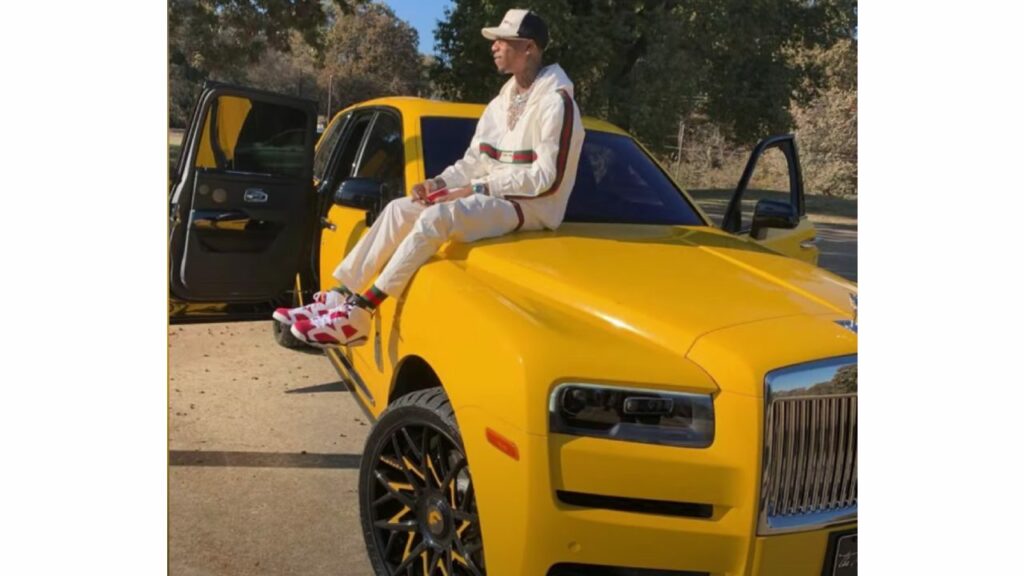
842 399 857 507
804 399 816 512
758 355 857 535
795 401 803 510
831 397 847 505
825 398 838 508
782 400 796 512
849 401 858 507
817 398 830 510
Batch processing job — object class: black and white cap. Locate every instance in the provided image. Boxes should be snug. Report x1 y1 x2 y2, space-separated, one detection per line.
481 9 549 50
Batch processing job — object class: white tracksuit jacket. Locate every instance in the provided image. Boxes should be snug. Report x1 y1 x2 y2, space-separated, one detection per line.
333 64 584 297
438 63 585 231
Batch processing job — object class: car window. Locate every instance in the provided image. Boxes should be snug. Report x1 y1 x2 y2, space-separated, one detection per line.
195 95 310 178
314 113 348 184
421 116 478 180
565 132 704 225
332 113 374 182
354 112 405 198
417 115 704 224
420 117 703 226
735 147 792 232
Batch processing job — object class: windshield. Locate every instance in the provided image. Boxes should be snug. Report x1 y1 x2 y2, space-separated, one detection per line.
421 116 704 226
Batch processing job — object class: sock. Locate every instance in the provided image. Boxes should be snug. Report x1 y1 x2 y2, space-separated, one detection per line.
354 285 388 311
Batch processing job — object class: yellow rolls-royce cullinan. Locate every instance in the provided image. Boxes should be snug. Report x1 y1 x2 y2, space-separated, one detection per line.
169 84 857 576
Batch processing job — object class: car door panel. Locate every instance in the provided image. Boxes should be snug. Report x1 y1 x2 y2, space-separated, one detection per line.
181 172 304 294
317 107 414 406
722 134 818 265
169 84 318 310
317 110 378 297
316 109 391 408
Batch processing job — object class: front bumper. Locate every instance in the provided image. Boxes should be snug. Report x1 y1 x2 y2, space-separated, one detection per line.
458 390 854 575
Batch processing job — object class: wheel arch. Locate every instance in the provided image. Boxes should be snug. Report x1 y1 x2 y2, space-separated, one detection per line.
389 354 444 406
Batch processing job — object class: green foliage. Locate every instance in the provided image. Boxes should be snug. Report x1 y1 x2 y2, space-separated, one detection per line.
242 32 321 101
319 2 424 114
669 37 856 197
233 3 425 118
792 38 857 196
168 0 363 126
432 0 856 147
166 0 857 198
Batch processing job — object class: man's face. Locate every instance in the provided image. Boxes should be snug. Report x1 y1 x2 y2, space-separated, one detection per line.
491 38 533 74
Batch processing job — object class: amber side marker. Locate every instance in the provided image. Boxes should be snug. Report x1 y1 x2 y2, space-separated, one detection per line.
485 427 520 461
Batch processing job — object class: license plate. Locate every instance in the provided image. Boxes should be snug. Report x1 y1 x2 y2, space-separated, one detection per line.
829 533 857 576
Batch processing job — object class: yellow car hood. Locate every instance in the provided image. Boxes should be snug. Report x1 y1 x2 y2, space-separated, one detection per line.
445 223 857 359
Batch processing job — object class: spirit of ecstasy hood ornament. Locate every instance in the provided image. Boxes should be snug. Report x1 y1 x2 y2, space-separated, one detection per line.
836 293 858 334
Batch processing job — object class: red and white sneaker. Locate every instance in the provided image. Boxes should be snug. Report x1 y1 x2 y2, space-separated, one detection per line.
272 290 349 326
290 305 371 348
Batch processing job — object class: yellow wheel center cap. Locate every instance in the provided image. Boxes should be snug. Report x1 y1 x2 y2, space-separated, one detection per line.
427 508 444 535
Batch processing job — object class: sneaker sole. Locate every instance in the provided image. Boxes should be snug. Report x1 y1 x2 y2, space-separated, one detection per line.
289 324 368 349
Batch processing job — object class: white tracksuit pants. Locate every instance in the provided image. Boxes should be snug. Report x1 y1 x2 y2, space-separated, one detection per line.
333 194 531 297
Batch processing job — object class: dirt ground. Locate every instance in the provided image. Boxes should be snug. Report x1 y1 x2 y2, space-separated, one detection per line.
169 321 374 576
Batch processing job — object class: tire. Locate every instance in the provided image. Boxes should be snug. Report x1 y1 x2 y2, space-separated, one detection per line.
271 317 306 349
359 388 486 575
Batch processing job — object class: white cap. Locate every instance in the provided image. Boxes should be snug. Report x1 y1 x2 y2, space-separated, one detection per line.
481 9 549 49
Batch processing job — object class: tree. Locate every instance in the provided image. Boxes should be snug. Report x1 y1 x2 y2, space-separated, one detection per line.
317 2 425 116
791 38 857 196
168 0 363 126
242 32 321 102
432 0 857 148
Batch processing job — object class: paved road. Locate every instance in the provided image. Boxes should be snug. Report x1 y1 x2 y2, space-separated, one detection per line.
813 220 857 282
694 199 858 282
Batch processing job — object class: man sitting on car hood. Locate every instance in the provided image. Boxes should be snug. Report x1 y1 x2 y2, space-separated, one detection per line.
274 8 586 348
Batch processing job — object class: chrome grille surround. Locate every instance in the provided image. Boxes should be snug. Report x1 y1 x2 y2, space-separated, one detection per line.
759 355 857 535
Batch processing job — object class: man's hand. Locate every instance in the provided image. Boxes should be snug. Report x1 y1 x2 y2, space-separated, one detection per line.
410 181 431 204
432 186 473 203
411 178 446 204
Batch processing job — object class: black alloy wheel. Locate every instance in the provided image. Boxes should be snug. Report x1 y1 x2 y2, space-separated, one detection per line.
359 388 486 575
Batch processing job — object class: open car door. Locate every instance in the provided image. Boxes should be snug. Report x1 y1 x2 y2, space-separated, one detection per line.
169 84 318 322
722 134 819 265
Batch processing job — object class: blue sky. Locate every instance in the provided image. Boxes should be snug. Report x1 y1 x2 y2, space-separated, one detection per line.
383 0 454 55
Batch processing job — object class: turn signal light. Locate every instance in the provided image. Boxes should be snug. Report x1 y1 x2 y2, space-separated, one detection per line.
485 427 520 461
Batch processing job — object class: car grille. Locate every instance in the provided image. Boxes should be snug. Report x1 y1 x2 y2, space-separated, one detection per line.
759 356 857 534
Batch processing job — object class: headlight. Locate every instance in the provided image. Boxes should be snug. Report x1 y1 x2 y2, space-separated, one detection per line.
548 382 714 448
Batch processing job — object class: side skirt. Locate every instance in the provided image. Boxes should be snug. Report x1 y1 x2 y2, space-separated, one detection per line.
326 349 378 424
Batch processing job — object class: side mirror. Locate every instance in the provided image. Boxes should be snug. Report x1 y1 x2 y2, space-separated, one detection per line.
750 199 798 239
334 178 384 211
